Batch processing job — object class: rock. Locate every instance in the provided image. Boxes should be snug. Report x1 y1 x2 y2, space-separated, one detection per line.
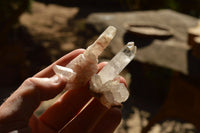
87 10 198 75
187 20 200 46
187 20 200 58
20 2 79 52
191 37 200 58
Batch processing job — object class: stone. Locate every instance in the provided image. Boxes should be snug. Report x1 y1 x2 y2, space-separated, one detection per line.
20 2 79 36
192 37 200 58
53 26 117 90
53 65 76 81
125 23 173 37
187 20 200 58
87 10 198 75
20 2 79 54
53 26 134 107
98 42 136 84
187 20 200 46
84 26 116 58
90 42 137 107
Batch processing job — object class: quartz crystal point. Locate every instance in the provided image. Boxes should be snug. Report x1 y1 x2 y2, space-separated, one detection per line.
53 26 117 90
90 42 137 107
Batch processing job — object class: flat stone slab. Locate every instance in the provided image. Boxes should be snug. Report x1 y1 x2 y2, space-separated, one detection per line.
87 10 198 75
20 2 79 52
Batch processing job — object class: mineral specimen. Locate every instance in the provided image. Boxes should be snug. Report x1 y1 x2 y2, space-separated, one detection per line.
53 26 137 108
53 26 116 89
90 42 137 107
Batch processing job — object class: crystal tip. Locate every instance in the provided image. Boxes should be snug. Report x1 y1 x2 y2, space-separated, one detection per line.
123 42 137 57
127 42 134 50
127 42 137 52
103 26 117 39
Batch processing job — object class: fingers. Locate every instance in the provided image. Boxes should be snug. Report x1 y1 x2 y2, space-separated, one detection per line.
29 115 55 133
91 107 122 133
0 75 66 132
59 100 121 133
59 98 108 133
38 62 109 130
26 75 67 100
34 49 85 78
97 62 108 72
39 87 92 131
39 61 126 131
118 76 127 88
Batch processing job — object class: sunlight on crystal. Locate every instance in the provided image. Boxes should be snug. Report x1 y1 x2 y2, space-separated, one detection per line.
53 26 136 106
98 42 137 84
85 26 116 58
90 42 137 106
53 26 117 90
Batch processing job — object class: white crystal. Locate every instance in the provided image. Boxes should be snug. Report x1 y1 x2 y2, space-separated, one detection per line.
98 42 137 84
90 74 103 92
53 26 117 90
52 26 136 107
53 65 76 81
113 83 129 103
90 42 137 106
84 26 116 58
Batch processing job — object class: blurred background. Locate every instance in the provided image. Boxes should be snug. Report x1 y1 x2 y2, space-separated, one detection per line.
0 0 200 132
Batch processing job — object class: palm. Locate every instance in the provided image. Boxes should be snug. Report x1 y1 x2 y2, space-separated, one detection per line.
0 49 123 133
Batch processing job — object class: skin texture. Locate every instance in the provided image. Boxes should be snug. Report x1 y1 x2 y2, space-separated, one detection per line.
0 49 126 133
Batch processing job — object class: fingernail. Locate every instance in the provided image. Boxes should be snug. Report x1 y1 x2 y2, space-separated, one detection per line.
50 75 60 83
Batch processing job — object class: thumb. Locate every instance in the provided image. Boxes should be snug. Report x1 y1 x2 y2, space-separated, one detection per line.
0 75 66 132
24 75 67 100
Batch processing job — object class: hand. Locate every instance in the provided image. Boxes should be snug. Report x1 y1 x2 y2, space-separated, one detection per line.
0 49 126 133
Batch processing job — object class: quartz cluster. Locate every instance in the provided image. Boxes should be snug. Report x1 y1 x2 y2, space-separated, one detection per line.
53 26 116 90
53 26 137 107
90 42 137 107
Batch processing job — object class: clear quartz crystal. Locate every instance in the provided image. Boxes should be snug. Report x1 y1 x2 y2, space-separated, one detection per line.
90 42 137 107
53 26 117 90
98 42 137 84
52 26 137 107
84 26 117 58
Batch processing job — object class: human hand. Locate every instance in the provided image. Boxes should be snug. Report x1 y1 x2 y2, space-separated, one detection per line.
0 49 126 133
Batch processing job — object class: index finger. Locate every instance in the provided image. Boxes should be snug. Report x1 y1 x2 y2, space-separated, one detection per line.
34 49 85 78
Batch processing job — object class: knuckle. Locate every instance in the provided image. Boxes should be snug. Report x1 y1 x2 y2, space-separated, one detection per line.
24 77 35 86
21 77 38 95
